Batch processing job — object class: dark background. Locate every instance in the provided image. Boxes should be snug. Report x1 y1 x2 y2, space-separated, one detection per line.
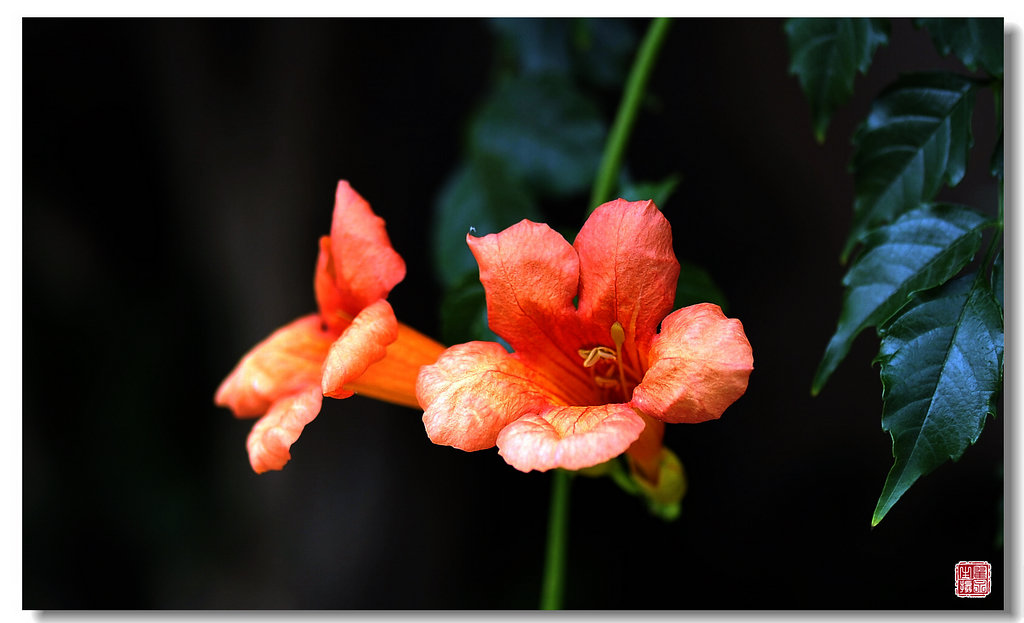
23 18 1004 609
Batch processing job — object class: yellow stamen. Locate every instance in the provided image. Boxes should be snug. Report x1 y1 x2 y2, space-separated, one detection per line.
577 346 616 368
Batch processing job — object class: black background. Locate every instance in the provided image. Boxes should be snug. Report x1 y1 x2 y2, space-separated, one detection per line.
23 18 1004 609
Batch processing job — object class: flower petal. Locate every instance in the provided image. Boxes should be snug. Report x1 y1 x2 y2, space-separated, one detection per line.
214 314 335 418
314 235 349 332
631 303 753 424
322 181 406 318
574 199 679 362
246 386 323 474
321 299 399 399
344 322 446 408
418 341 561 452
496 404 645 472
467 220 593 404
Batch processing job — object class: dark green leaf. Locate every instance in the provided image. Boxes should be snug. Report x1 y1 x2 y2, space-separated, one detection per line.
491 18 573 78
490 18 638 90
571 19 639 89
843 72 976 262
785 18 890 143
813 204 991 394
673 260 729 313
617 173 680 209
917 18 1003 77
991 250 1003 310
439 272 498 345
468 75 606 197
871 273 1003 525
432 156 540 289
991 133 1003 180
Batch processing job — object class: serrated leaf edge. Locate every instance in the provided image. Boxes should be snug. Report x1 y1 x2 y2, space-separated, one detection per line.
812 204 990 394
842 75 976 262
870 275 1002 525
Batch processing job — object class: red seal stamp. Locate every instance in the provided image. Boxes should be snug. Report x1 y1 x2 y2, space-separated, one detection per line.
954 561 992 598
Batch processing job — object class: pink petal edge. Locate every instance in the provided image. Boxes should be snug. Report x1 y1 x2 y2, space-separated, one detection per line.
496 403 646 472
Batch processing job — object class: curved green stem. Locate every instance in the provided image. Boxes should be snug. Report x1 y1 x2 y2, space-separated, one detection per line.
540 469 572 609
588 17 673 212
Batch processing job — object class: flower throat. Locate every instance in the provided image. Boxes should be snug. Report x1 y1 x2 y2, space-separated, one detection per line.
577 321 641 403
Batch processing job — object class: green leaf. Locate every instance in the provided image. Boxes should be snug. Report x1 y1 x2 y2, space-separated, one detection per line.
490 18 638 91
468 75 606 197
570 18 639 89
673 260 729 313
813 204 991 395
916 18 1003 77
842 72 976 262
431 156 540 289
871 273 1003 525
617 173 680 209
490 18 573 78
991 133 1003 180
785 18 890 143
439 272 498 345
991 250 1003 310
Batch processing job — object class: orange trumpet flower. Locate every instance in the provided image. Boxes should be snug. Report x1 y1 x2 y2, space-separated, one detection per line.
417 199 753 481
216 181 444 473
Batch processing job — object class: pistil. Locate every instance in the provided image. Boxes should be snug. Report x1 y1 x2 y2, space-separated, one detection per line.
610 321 631 402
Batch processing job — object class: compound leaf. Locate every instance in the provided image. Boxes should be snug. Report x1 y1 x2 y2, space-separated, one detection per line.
813 204 991 394
843 72 976 262
917 18 1003 77
785 18 890 143
871 273 1003 525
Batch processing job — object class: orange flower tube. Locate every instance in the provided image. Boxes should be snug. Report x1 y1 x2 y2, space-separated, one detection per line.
215 181 445 473
417 199 753 477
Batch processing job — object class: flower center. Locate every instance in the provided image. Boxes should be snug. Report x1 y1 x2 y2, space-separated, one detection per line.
577 321 642 403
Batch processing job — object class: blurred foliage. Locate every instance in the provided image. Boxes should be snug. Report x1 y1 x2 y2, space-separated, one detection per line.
618 172 679 208
789 18 1003 525
432 155 540 290
432 18 728 351
673 260 729 313
468 75 605 197
785 18 890 143
916 18 1003 76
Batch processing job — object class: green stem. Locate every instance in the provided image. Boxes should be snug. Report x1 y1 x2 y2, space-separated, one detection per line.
540 469 572 609
589 17 673 212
